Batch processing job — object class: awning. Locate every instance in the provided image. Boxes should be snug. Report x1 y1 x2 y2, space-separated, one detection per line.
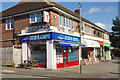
105 46 114 49
82 39 100 47
58 41 85 47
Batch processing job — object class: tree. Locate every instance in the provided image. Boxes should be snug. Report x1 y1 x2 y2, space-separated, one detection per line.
111 17 120 48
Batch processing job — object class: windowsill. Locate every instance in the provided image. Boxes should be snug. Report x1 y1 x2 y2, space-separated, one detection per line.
6 28 14 30
30 21 42 24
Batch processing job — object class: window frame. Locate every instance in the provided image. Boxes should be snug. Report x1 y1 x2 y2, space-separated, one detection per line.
30 12 42 23
6 18 14 30
59 14 62 26
72 19 74 29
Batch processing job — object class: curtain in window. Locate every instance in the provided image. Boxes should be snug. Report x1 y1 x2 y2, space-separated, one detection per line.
36 13 42 22
30 14 35 22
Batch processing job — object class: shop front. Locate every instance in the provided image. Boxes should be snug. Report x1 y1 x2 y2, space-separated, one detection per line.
97 41 104 61
104 43 114 60
56 45 80 68
20 32 85 69
82 39 100 65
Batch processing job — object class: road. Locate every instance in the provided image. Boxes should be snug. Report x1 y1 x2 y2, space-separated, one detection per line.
1 58 120 79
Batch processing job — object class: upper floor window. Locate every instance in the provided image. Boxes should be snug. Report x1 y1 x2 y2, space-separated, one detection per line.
66 17 68 27
104 34 108 39
59 14 62 25
6 18 14 30
30 12 42 23
68 18 70 28
85 25 90 34
64 16 66 27
72 19 74 29
94 30 97 35
89 27 92 34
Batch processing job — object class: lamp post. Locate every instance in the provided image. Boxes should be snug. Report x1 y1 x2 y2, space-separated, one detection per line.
79 2 82 74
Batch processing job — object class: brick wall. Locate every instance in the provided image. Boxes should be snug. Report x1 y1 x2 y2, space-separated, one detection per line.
50 11 59 27
2 14 30 47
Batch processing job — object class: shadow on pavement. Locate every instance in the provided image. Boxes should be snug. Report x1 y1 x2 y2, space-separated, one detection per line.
109 72 120 75
112 62 120 64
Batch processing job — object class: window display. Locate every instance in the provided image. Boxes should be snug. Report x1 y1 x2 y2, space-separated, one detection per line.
56 44 63 64
68 46 79 62
28 41 46 64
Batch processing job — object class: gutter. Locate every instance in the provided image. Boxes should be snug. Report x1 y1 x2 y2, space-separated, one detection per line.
0 7 53 20
1 6 110 34
0 39 16 42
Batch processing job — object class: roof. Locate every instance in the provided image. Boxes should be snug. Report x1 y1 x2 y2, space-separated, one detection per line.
1 0 109 33
2 2 54 17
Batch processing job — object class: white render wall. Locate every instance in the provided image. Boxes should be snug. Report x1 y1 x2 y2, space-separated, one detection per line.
22 42 27 63
46 40 56 69
79 47 82 64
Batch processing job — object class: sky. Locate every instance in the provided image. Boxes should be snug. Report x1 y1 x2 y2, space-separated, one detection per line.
1 1 119 32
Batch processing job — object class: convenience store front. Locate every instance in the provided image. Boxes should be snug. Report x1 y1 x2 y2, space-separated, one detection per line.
21 32 85 69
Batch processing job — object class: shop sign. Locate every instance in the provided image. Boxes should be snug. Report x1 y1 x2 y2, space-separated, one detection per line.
97 41 104 45
21 32 80 43
104 43 110 46
25 24 50 33
57 25 74 34
21 33 52 42
53 33 80 42
43 11 49 22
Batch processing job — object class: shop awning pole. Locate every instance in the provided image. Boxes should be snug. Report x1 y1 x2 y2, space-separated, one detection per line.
79 2 83 74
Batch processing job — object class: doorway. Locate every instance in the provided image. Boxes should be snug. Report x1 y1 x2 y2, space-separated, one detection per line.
63 46 67 66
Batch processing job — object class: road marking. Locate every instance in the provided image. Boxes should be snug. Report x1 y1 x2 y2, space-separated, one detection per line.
2 70 14 73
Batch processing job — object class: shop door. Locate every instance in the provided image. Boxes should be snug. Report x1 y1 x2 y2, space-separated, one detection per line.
63 46 67 65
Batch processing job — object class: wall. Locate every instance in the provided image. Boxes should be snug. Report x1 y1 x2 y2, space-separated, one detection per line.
2 14 30 47
50 10 59 27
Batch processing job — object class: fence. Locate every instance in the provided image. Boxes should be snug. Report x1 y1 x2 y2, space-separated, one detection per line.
0 47 13 66
0 45 22 67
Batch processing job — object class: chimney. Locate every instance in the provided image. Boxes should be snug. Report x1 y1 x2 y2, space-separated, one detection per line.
74 9 80 14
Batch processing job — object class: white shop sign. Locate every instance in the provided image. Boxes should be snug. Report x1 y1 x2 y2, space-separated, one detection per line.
43 11 49 22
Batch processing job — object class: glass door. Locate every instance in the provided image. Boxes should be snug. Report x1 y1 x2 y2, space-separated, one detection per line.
63 46 67 65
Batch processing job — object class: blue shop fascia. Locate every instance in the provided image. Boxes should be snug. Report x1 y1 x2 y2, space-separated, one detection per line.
20 25 85 69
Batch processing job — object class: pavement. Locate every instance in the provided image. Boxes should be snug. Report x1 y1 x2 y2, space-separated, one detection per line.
1 58 120 79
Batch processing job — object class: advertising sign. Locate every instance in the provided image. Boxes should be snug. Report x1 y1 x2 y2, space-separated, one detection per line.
104 43 110 46
52 33 80 42
57 25 74 34
56 55 63 64
21 32 80 43
25 24 50 33
21 33 52 42
43 11 49 22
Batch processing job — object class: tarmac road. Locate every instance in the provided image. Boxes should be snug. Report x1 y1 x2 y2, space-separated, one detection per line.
1 58 120 79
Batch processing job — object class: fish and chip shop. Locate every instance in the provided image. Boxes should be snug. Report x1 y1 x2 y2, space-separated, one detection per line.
20 29 85 69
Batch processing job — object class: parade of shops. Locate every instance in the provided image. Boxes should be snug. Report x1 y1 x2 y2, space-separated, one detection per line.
1 1 114 69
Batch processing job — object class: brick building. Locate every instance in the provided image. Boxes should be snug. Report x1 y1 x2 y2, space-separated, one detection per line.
1 1 112 69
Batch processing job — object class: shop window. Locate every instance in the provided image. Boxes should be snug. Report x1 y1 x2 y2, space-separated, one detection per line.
6 18 14 30
30 12 42 23
82 48 88 59
56 44 63 64
29 41 46 64
68 46 79 62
